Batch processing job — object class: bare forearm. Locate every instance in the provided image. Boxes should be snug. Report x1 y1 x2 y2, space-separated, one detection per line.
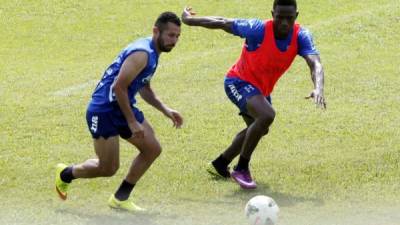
147 96 169 114
140 88 169 115
312 63 324 91
182 16 234 33
303 54 326 108
304 55 324 91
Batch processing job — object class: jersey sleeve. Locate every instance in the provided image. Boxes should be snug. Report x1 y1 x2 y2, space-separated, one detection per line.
298 27 319 56
232 19 265 39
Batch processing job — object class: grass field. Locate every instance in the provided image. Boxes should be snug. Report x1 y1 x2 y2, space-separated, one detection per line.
1 0 399 224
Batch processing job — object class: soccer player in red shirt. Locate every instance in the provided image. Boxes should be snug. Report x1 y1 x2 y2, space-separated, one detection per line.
182 0 326 189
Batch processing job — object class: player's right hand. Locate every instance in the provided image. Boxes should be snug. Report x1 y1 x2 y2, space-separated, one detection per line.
128 121 145 138
181 6 196 24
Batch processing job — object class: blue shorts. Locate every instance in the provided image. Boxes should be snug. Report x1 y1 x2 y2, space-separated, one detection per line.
86 106 144 139
224 76 271 114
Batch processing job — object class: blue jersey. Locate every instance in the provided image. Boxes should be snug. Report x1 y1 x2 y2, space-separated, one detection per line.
88 37 159 112
232 19 319 56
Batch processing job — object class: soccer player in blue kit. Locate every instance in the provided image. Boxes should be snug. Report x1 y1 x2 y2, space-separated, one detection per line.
55 12 183 212
182 0 326 189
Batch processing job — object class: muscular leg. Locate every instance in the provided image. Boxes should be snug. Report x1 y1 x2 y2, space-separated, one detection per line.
211 98 273 177
110 120 161 202
72 136 120 178
221 115 253 161
228 95 274 188
124 120 161 184
221 108 272 162
55 135 120 201
239 94 275 161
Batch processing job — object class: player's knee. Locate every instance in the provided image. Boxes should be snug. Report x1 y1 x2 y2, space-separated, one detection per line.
151 145 162 159
146 144 162 161
259 111 275 126
262 128 270 136
139 141 162 161
99 164 119 177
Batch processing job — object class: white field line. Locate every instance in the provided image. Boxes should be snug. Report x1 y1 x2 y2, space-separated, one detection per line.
51 3 392 97
51 79 97 97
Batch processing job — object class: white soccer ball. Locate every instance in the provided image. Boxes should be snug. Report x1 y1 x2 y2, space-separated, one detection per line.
245 195 280 225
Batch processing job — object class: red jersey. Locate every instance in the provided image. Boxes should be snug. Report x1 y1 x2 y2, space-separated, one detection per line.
227 20 300 96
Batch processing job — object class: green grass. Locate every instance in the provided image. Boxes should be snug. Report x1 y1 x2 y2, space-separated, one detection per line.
1 0 399 224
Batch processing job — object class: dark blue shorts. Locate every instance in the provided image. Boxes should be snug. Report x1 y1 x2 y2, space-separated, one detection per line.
86 106 144 139
224 76 271 114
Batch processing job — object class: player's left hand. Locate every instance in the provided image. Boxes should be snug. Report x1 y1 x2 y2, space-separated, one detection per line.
306 88 326 109
165 108 183 128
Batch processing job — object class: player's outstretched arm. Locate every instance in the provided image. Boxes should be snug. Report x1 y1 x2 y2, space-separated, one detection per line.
303 54 326 109
181 6 234 34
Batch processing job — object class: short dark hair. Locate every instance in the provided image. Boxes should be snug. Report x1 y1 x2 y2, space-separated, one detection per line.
273 0 297 9
155 11 181 31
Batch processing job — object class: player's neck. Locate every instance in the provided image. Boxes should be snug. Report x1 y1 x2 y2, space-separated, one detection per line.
274 29 289 40
272 25 291 40
151 38 162 55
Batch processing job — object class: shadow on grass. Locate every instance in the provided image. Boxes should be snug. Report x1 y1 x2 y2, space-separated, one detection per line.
179 180 324 209
55 208 159 225
228 181 324 208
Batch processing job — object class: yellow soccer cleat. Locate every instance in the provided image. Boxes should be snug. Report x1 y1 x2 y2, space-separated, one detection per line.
55 163 69 200
108 194 146 213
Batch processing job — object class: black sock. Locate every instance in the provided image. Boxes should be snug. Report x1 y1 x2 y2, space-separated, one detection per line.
60 166 76 183
115 180 135 201
212 154 230 169
235 156 250 171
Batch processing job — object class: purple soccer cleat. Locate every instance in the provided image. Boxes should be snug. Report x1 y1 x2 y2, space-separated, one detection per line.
231 169 257 189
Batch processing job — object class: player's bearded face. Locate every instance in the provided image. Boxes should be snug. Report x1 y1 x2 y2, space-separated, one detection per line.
157 23 181 52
